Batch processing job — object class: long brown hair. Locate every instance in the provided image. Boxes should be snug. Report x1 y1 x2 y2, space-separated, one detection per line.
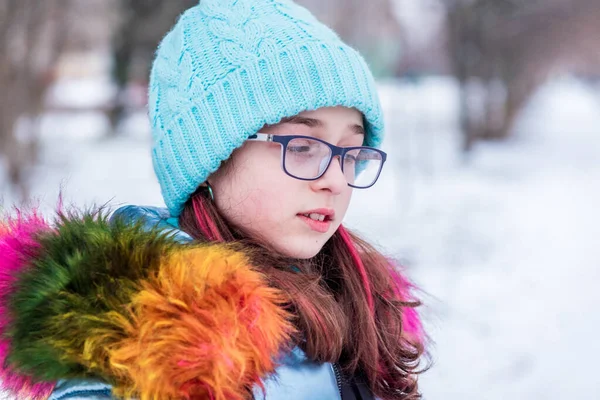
179 186 427 399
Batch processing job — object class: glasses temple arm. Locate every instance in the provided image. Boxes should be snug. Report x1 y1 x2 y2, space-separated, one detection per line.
247 133 274 142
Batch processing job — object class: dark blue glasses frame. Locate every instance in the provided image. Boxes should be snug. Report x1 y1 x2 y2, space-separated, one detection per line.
247 133 387 188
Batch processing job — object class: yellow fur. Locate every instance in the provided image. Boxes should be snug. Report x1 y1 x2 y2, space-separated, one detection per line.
104 245 295 399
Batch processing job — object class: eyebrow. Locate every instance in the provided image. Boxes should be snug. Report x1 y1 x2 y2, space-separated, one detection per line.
278 115 323 128
278 116 365 135
351 124 365 136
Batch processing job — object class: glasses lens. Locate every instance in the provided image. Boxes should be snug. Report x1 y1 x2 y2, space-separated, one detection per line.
284 137 332 179
343 148 384 188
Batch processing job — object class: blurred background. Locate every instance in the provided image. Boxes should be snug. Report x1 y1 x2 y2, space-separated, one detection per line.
1 0 599 399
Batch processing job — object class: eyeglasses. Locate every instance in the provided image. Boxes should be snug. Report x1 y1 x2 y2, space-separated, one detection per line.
247 133 387 189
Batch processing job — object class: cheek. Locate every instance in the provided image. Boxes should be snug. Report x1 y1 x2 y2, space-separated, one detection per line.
242 169 295 220
216 160 292 232
337 186 353 215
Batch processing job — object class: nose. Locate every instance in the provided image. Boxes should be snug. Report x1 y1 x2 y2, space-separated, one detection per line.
310 156 348 194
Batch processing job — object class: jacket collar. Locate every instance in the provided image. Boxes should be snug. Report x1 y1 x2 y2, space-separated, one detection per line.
111 205 192 243
0 206 294 399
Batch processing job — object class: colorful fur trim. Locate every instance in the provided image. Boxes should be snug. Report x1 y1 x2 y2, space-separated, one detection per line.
0 211 294 400
0 211 55 399
109 248 294 400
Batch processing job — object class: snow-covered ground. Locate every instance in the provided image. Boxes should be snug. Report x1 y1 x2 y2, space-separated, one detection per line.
2 77 599 399
355 77 600 400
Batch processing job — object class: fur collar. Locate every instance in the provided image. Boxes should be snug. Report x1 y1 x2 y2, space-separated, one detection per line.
0 209 294 399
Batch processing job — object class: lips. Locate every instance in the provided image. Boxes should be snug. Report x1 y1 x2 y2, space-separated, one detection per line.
297 208 335 221
297 208 335 233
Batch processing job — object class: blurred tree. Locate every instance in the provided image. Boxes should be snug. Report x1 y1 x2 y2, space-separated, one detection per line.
108 0 196 132
0 0 71 200
296 0 404 77
442 0 600 151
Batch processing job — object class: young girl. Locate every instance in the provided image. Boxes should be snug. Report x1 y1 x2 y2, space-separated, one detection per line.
0 0 426 399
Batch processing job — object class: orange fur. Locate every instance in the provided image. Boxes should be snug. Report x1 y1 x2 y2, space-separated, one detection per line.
108 246 295 400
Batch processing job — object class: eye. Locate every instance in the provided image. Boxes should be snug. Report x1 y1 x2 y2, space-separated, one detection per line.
344 149 361 164
287 144 312 153
286 138 324 157
344 154 357 164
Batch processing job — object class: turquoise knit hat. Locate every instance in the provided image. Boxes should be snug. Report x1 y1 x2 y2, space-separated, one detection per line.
149 0 385 216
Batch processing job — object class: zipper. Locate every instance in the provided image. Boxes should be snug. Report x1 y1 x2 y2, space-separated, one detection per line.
332 362 343 399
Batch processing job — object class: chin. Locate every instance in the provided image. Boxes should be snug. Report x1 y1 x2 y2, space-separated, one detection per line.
276 240 326 260
291 248 321 260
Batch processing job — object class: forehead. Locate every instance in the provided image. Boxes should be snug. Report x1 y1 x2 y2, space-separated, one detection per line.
260 106 366 139
296 106 363 125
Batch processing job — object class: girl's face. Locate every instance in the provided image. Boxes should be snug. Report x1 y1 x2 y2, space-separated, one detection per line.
210 106 364 259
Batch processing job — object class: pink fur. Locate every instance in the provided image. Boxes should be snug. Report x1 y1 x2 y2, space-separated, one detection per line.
0 211 55 398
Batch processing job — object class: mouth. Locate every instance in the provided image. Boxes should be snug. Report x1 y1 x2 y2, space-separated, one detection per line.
297 208 335 221
296 209 335 233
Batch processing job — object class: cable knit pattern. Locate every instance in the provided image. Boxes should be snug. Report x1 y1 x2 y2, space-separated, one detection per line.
150 0 384 216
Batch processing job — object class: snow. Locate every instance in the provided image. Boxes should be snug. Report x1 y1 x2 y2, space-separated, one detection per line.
44 77 117 110
2 76 599 399
352 77 600 400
